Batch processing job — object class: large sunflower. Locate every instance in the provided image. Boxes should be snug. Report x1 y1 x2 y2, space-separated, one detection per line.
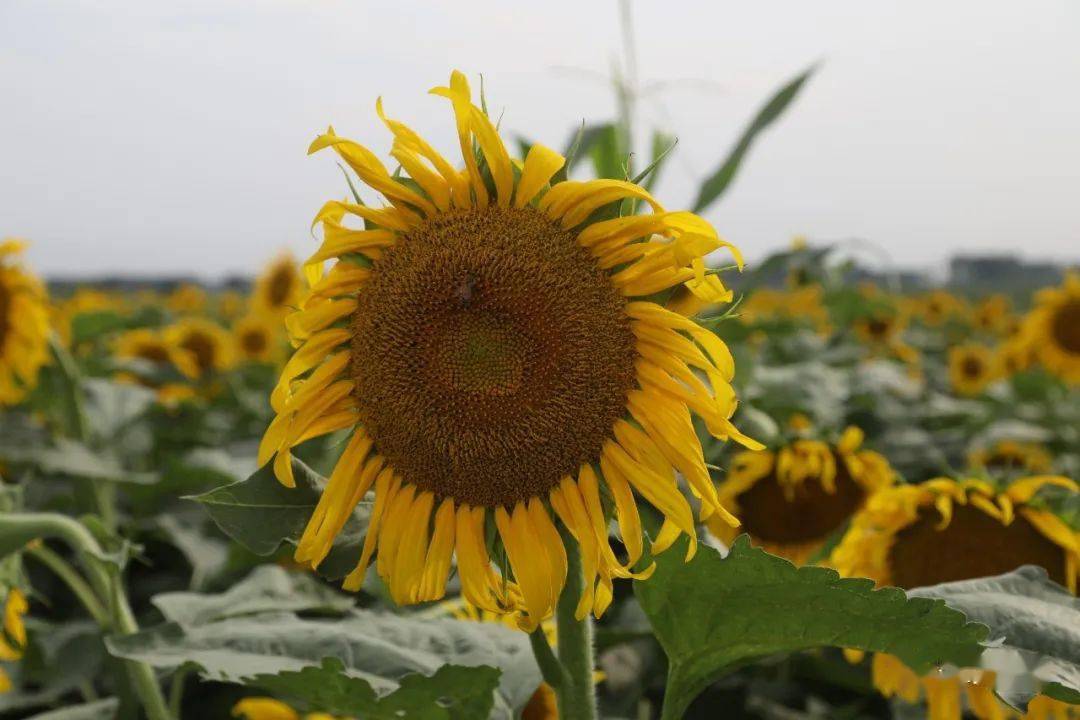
253 254 304 317
0 588 28 694
1024 272 1080 383
948 344 999 396
831 476 1079 720
0 240 50 406
709 427 895 565
259 71 757 630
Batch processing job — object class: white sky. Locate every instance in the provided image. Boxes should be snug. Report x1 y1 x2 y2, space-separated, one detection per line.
2 0 1078 279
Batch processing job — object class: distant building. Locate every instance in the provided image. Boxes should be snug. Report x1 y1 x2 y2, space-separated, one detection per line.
948 255 1067 295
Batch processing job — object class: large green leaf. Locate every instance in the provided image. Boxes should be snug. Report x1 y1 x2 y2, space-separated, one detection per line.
106 567 541 719
635 536 988 720
0 437 155 485
82 379 156 442
692 65 815 213
247 657 501 720
188 456 369 579
151 565 354 626
910 566 1080 708
23 699 119 720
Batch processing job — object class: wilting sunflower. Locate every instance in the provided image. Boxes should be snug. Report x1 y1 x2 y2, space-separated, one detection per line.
0 588 28 693
831 476 1079 720
948 344 999 396
166 282 208 315
970 440 1053 477
254 254 303 317
233 698 342 720
260 71 757 630
234 313 283 363
709 427 895 565
0 240 50 406
165 318 235 379
1023 272 1080 383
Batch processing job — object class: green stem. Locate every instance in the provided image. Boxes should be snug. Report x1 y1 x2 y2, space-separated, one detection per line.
168 666 190 719
49 336 90 442
553 528 597 720
25 545 109 626
528 628 567 690
0 513 172 720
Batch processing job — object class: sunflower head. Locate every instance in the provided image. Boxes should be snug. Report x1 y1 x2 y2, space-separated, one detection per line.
948 344 998 396
971 293 1012 334
710 427 895 565
969 440 1053 478
830 475 1079 593
254 254 303 317
1024 272 1080 383
917 289 965 326
234 313 282 363
0 240 50 406
259 70 757 630
233 697 343 720
217 290 247 321
114 327 201 403
165 318 235 379
166 283 208 315
0 587 28 693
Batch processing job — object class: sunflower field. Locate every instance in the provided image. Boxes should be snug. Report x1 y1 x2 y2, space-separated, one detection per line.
1 67 1079 720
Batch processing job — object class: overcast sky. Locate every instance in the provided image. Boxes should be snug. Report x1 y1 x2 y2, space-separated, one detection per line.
2 0 1078 279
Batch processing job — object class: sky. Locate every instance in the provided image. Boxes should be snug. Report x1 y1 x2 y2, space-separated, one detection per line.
1 0 1078 279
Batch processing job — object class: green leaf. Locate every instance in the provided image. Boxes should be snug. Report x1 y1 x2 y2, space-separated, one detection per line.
151 565 354 626
637 131 677 192
188 456 369 579
154 513 230 591
0 437 156 485
558 122 615 182
909 566 1080 709
107 610 539 719
692 64 816 213
23 699 119 720
82 379 156 442
635 536 988 720
248 657 501 720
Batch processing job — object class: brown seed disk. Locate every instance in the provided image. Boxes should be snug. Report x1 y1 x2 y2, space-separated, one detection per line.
1051 299 1080 354
241 329 268 355
181 332 217 374
268 266 295 307
134 342 170 364
961 356 984 378
350 205 638 508
887 503 1066 589
735 454 866 544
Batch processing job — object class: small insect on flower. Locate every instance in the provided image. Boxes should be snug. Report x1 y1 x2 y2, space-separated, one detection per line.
710 426 896 566
831 475 1080 720
0 240 50 406
259 70 758 630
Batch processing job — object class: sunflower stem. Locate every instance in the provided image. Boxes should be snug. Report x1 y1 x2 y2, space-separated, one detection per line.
553 527 597 720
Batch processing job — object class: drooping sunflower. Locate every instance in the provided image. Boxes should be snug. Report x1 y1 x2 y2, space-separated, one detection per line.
260 71 757 630
709 427 896 565
253 254 304 317
969 440 1053 477
948 344 999 396
0 240 50 406
165 318 235 379
1023 272 1080 383
234 313 283 363
0 588 28 693
115 327 199 402
830 476 1079 720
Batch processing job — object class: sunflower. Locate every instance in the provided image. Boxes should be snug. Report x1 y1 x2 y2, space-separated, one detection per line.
1024 273 1080 383
166 283 208 315
259 71 756 630
970 440 1053 477
709 427 895 565
948 344 999 396
165 318 235 379
972 294 1012 334
0 240 50 406
0 588 28 694
234 313 283 363
740 286 830 332
916 289 966 327
233 698 341 720
254 254 304 317
831 476 1079 720
217 290 247 321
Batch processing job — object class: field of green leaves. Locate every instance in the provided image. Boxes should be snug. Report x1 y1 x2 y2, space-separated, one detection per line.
1 67 1079 720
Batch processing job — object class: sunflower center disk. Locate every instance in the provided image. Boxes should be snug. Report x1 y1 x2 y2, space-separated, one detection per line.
350 206 638 508
181 333 216 374
242 330 268 355
961 357 984 378
887 504 1066 589
736 454 865 544
1051 299 1080 354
